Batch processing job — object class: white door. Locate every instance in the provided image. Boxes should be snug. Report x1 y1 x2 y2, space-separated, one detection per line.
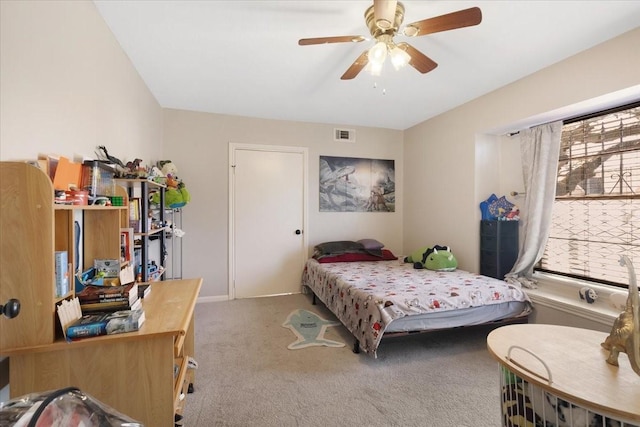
229 144 307 299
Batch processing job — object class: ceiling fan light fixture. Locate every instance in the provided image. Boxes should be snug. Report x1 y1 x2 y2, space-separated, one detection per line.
372 0 398 31
389 45 410 70
301 1 481 80
375 18 392 30
368 41 388 65
403 25 418 37
366 61 383 77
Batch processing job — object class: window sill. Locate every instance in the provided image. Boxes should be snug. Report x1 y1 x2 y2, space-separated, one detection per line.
527 272 627 327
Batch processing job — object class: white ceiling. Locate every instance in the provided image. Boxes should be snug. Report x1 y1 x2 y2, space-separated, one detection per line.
93 1 640 130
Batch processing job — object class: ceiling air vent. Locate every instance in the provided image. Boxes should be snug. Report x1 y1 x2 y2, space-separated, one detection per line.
334 128 355 143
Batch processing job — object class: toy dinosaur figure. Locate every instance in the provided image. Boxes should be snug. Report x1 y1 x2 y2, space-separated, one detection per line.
95 145 128 177
125 158 142 171
96 145 125 169
601 255 640 376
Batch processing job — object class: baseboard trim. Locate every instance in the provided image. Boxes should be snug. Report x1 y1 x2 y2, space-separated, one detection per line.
197 295 229 304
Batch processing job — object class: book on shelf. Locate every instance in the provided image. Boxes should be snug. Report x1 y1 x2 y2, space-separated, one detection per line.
130 197 140 220
77 282 138 312
79 297 141 313
77 282 138 303
55 251 69 297
120 227 134 264
130 198 141 232
65 308 145 340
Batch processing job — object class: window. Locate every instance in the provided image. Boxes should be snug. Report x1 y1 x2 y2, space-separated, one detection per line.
538 102 640 288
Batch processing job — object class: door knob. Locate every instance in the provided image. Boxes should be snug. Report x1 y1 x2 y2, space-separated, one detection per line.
1 298 21 319
295 229 302 235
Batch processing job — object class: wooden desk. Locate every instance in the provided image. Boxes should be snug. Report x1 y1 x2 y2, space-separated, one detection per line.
3 278 202 427
487 324 640 424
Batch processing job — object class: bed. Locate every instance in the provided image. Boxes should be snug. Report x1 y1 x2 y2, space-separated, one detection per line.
302 242 532 357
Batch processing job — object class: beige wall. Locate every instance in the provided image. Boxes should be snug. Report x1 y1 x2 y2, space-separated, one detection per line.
0 0 164 402
162 110 403 298
403 28 640 273
0 0 404 301
1 0 638 302
0 0 162 164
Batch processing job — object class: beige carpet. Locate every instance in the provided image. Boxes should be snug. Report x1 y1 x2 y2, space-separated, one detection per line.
182 293 504 426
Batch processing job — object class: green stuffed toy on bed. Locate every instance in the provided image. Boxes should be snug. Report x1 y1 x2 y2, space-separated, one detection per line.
404 245 458 271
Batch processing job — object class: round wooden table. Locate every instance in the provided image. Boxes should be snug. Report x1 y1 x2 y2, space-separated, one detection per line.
487 323 640 424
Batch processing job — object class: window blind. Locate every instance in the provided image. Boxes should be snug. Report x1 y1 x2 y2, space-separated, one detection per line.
538 103 640 287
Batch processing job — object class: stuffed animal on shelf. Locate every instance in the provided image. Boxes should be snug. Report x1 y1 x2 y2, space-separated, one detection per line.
505 206 520 221
404 245 458 271
151 160 190 208
148 166 165 183
158 160 178 178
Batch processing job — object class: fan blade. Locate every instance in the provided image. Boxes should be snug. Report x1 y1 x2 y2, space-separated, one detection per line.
373 0 397 30
341 51 369 80
299 35 366 46
397 43 437 74
403 7 482 37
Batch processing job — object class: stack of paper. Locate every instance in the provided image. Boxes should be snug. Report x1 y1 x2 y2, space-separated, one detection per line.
56 297 82 340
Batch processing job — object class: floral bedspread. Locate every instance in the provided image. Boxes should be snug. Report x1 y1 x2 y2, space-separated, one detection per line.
301 259 531 356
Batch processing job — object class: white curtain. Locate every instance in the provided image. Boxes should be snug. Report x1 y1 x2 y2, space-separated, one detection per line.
505 121 563 289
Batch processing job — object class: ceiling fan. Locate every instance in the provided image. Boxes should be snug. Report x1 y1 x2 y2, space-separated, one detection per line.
298 0 482 80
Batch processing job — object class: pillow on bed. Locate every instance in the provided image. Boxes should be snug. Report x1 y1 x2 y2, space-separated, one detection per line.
316 249 398 263
313 240 386 259
313 240 365 257
357 239 385 250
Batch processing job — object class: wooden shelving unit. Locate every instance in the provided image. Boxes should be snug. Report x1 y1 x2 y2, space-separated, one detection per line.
0 162 127 348
0 162 201 426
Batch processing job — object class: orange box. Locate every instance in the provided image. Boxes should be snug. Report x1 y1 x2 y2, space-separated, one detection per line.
53 156 82 191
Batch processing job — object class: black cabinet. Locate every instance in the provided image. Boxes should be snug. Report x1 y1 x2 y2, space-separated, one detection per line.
480 220 519 280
